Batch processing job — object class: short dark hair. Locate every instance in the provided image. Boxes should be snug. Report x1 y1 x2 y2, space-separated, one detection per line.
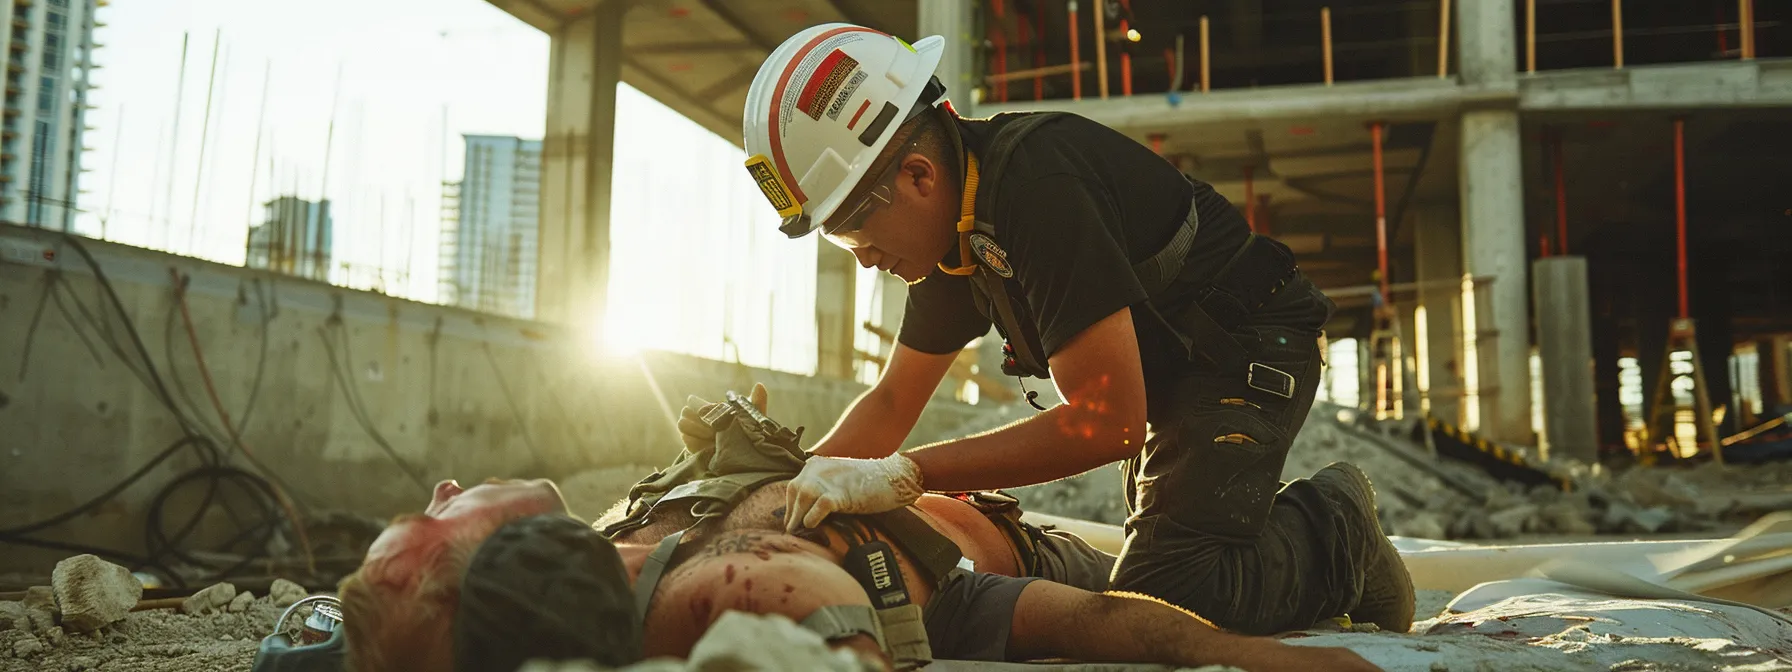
453 515 641 672
851 105 959 204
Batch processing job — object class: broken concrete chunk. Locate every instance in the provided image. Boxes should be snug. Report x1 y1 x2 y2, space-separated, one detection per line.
0 601 27 632
268 579 308 608
12 635 45 658
1627 506 1674 534
180 582 237 615
22 586 58 632
51 554 143 632
1488 504 1539 538
226 591 254 613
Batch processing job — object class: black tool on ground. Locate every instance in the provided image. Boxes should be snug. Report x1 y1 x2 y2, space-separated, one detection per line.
251 595 346 672
843 540 913 609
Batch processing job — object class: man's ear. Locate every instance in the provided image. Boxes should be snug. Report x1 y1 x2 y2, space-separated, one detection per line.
902 152 939 199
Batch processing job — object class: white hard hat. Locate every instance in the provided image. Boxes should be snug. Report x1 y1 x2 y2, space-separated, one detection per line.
742 24 946 238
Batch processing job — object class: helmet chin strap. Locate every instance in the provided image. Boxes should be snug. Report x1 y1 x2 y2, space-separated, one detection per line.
939 109 980 276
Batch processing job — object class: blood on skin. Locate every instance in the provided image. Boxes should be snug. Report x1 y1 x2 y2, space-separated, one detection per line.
725 565 736 584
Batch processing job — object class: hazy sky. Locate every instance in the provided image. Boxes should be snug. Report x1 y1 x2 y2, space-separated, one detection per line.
79 0 823 372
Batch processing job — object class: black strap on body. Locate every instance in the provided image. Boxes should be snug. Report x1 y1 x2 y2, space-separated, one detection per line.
869 508 961 585
961 113 1067 380
631 528 687 629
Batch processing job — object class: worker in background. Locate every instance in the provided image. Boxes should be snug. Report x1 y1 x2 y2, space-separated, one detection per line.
732 24 1415 635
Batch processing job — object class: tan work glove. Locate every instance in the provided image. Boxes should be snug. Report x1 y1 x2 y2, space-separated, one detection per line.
783 452 924 532
676 383 767 453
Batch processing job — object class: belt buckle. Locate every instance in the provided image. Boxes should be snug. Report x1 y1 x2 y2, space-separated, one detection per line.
1247 363 1295 399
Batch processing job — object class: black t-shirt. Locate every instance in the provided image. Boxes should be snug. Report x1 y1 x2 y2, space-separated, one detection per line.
896 113 1251 377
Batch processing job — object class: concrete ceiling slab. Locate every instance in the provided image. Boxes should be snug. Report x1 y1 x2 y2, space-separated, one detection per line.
485 0 920 145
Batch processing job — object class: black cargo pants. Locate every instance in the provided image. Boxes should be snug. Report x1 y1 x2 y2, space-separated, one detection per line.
1110 270 1383 635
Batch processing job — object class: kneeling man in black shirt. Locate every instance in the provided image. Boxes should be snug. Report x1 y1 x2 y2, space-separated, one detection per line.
735 23 1414 635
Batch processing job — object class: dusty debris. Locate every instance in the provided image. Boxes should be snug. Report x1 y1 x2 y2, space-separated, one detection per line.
179 583 236 616
0 588 284 671
0 603 23 633
267 579 307 608
51 555 142 633
225 592 254 614
20 586 57 634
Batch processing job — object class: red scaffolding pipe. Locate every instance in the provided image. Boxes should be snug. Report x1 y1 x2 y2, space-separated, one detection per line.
1674 118 1689 320
1258 194 1272 236
990 24 1009 102
1243 165 1256 232
1069 1 1082 100
1553 133 1568 255
1372 122 1390 302
1119 0 1132 96
1120 18 1132 95
1034 4 1047 100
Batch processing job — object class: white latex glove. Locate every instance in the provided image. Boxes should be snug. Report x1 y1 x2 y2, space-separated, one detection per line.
783 452 924 532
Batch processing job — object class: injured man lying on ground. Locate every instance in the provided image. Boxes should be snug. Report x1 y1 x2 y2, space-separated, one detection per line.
335 392 1379 671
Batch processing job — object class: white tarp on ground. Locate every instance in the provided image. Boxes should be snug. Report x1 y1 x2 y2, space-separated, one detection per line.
545 585 1791 672
1287 584 1792 671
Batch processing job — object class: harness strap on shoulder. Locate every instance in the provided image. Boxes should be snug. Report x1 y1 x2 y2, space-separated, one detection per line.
631 528 687 629
940 154 981 276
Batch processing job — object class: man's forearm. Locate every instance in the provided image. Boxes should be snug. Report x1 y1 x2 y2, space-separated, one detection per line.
1010 585 1354 670
1011 584 1253 666
812 385 913 459
905 403 1135 492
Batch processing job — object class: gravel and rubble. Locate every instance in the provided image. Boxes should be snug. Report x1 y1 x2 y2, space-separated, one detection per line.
0 557 317 672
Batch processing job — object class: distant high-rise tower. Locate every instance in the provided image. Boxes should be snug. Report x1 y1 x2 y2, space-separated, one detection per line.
245 196 332 282
0 0 99 229
443 134 540 319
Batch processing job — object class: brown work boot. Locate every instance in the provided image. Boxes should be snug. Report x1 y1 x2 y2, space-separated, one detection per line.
1311 462 1415 633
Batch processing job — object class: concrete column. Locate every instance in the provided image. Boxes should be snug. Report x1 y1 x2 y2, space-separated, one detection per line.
1455 0 1528 442
1762 336 1792 413
816 247 858 379
537 2 623 331
1458 109 1531 443
1414 207 1463 424
918 0 977 110
1532 257 1598 463
1456 0 1517 85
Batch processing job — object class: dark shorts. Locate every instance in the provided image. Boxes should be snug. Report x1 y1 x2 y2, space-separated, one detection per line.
953 492 1118 593
1018 523 1116 593
921 569 1039 662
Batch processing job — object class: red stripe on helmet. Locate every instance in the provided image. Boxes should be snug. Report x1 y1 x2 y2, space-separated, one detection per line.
796 49 851 117
767 26 883 206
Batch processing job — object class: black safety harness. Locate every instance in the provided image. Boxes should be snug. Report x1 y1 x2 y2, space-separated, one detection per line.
607 392 957 669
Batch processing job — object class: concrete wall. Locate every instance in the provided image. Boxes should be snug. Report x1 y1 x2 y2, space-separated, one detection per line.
0 226 1001 572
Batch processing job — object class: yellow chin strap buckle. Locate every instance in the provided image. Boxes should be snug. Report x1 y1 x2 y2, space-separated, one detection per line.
938 153 980 276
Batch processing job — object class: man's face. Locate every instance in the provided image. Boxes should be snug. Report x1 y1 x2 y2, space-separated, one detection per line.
822 151 958 285
365 479 571 566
